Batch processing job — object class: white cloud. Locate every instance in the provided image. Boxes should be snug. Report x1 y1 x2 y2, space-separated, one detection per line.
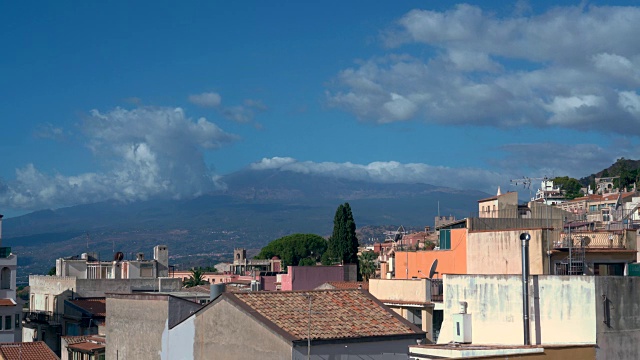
328 4 640 134
188 92 222 108
250 157 504 192
0 107 237 210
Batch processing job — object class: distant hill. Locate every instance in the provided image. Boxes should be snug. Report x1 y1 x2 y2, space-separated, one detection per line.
2 168 489 278
579 158 640 188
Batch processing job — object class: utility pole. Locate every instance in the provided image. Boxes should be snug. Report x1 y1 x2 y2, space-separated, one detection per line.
305 294 312 360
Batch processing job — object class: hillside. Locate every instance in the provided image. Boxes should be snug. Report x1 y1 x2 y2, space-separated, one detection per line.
2 168 489 279
579 158 640 189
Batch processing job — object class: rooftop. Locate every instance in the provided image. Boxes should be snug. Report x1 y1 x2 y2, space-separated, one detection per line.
227 289 423 342
0 342 59 360
68 298 106 317
325 281 369 290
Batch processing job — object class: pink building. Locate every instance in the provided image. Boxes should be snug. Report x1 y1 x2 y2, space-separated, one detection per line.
278 264 357 291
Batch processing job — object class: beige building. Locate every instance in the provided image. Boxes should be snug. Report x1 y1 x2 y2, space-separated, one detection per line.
24 245 181 356
107 289 425 360
0 215 22 344
369 279 440 343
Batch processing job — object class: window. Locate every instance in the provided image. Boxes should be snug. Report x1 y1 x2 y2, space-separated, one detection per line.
406 308 423 327
5 316 11 330
439 229 451 250
0 267 10 289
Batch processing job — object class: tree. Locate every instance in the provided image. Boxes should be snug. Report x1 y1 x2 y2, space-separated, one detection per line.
326 203 359 265
255 233 327 268
47 266 56 276
184 267 207 288
358 251 377 282
552 176 583 199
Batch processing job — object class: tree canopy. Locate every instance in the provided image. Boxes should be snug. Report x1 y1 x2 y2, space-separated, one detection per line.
184 267 207 288
323 202 359 266
255 233 327 268
552 176 583 199
358 251 377 282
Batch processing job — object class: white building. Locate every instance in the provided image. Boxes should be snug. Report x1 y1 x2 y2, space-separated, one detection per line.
0 214 23 343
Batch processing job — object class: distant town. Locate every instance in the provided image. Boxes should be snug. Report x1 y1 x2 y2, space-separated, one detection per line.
0 174 638 359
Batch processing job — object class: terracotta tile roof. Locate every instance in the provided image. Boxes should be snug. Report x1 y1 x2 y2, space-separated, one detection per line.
63 335 105 345
228 290 422 341
181 284 210 294
0 299 16 306
69 298 106 317
325 281 369 290
0 341 59 360
68 342 105 352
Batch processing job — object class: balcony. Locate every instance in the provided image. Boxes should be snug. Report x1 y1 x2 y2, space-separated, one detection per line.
554 231 628 249
23 311 61 327
0 247 11 258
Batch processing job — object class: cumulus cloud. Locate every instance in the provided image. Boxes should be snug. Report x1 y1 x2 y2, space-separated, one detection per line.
188 92 222 108
250 157 505 192
0 107 237 210
328 4 640 134
188 92 267 124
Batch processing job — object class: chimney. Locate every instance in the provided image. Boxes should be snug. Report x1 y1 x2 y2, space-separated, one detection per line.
520 232 531 345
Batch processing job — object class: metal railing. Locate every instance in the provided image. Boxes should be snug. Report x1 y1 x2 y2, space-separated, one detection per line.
23 311 62 326
430 279 443 302
555 232 627 249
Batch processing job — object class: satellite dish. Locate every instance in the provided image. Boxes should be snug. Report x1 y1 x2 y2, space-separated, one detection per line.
581 236 591 247
428 259 438 279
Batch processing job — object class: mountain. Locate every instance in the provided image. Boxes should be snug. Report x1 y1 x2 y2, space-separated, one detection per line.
579 158 640 189
2 168 490 279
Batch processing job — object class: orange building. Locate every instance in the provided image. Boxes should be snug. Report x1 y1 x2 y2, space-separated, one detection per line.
395 228 467 279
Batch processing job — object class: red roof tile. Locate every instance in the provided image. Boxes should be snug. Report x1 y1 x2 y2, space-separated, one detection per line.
228 290 422 341
325 281 369 290
0 299 16 306
68 342 105 352
69 298 106 317
0 342 59 360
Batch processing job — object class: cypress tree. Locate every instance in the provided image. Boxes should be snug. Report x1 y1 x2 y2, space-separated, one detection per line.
326 202 359 265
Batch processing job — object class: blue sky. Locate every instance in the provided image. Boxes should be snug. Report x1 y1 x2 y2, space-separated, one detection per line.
2 1 640 216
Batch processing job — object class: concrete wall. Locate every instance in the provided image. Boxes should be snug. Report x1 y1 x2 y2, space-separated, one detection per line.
594 276 640 360
193 297 292 359
293 339 416 360
167 297 201 328
396 229 467 279
439 275 597 346
369 279 431 303
163 314 195 360
75 277 181 297
106 296 169 360
29 276 77 312
468 218 564 232
467 229 548 275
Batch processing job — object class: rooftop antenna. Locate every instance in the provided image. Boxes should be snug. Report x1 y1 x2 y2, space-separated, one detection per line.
510 176 549 202
85 232 91 250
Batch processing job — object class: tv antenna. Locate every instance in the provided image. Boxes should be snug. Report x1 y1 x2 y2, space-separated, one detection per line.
510 176 549 201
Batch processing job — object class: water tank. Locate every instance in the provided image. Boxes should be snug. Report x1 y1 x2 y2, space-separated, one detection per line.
210 283 225 301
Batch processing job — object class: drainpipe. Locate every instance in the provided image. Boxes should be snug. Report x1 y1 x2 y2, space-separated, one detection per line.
520 232 531 345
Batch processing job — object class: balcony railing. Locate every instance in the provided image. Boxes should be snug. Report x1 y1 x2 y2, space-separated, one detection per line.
431 279 443 302
555 232 627 249
23 311 61 326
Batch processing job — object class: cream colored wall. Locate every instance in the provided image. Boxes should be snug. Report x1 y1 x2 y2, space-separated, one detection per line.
467 229 547 275
438 275 597 346
369 279 430 303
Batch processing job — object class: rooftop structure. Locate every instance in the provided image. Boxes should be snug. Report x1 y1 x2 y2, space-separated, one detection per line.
0 341 59 360
61 335 105 360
